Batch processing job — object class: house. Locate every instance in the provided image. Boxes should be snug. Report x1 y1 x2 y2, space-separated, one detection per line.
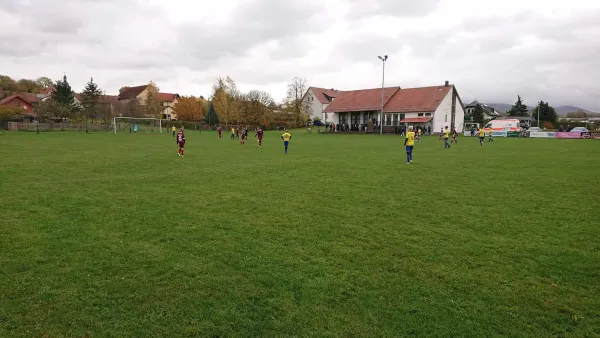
0 94 36 119
322 81 466 132
464 101 500 119
302 87 340 123
118 85 180 120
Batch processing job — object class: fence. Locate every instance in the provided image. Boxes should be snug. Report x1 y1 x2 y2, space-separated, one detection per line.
8 122 112 132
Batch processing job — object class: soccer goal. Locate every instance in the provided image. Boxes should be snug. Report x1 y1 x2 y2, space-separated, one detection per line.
113 117 163 134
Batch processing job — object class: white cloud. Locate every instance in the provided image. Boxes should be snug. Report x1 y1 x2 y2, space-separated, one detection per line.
1 0 599 110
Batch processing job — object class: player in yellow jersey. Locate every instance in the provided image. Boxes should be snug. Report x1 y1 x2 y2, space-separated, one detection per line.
171 125 176 137
443 126 451 149
281 131 292 154
403 126 415 164
488 129 494 143
478 128 485 145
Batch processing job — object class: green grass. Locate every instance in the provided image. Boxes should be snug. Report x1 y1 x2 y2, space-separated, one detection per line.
1 131 599 337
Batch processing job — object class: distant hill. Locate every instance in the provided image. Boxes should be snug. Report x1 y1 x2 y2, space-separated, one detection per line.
482 103 595 116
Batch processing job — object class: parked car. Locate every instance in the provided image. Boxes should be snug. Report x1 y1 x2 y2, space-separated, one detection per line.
570 127 591 138
524 127 542 137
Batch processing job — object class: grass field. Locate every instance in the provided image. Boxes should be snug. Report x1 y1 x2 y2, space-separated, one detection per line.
1 131 599 337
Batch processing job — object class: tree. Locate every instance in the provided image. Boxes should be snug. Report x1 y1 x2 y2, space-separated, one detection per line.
119 86 130 94
173 96 204 121
506 95 529 117
532 100 557 126
246 89 275 126
211 77 240 126
51 75 77 116
36 77 54 89
81 77 102 122
212 87 231 126
124 98 144 117
34 99 72 121
284 77 311 125
17 79 42 93
204 101 219 126
0 75 18 92
0 106 21 122
472 103 485 125
145 81 162 118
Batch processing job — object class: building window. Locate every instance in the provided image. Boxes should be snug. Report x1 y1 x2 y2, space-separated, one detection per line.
418 113 424 117
426 113 432 116
385 114 392 126
445 114 448 122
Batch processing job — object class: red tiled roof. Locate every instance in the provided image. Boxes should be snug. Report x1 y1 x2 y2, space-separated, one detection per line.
0 93 39 104
400 117 432 123
323 87 400 112
157 93 179 102
0 94 35 114
39 87 55 95
0 94 19 105
311 87 340 104
118 85 148 100
383 85 451 113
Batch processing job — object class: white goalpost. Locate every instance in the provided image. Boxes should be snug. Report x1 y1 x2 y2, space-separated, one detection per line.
113 117 163 134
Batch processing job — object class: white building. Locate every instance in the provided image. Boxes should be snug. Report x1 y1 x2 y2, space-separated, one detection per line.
321 81 466 132
302 87 340 123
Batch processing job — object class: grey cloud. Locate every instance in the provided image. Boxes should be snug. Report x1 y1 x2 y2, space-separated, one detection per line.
346 0 442 19
176 0 329 65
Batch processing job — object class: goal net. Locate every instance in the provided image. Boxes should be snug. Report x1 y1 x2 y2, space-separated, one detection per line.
113 117 163 134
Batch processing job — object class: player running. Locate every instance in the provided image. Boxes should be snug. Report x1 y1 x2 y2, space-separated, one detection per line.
478 128 485 145
256 127 264 147
240 128 247 144
488 129 494 143
404 126 415 164
451 127 458 144
217 126 222 140
176 128 185 157
443 126 451 149
281 130 292 154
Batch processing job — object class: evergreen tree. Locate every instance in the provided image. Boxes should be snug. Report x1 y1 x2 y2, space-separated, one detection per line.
506 95 529 116
52 75 76 107
204 101 219 126
472 103 485 125
81 77 102 121
532 100 557 126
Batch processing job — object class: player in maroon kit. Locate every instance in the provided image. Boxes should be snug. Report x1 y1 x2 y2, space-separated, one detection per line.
176 128 185 157
217 126 222 140
240 128 248 144
256 127 264 147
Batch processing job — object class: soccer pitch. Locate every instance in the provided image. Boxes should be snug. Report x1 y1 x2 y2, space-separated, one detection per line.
1 131 599 336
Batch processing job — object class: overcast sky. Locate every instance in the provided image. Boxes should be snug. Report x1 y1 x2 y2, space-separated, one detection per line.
1 0 599 110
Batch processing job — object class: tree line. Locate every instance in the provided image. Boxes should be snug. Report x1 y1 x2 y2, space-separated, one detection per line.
1 73 313 129
470 95 559 127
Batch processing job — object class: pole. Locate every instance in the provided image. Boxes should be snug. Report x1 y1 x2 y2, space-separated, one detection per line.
113 117 117 134
379 56 387 135
537 105 540 127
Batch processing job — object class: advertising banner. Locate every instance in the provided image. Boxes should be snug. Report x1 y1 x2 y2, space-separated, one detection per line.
491 130 507 137
530 132 556 138
555 132 589 139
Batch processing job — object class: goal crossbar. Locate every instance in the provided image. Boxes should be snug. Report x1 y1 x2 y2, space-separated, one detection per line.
113 117 163 134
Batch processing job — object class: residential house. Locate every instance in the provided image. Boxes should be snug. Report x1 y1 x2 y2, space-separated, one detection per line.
464 101 501 119
0 94 36 120
117 85 180 120
302 87 340 123
323 81 466 132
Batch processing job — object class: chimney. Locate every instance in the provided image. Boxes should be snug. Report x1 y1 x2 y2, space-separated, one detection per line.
444 81 449 87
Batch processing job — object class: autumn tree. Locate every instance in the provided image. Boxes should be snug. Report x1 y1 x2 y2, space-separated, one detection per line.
173 96 205 121
284 77 311 125
0 106 22 124
36 77 54 89
81 77 102 122
145 81 163 118
246 89 274 126
0 75 18 92
35 99 73 121
212 77 238 126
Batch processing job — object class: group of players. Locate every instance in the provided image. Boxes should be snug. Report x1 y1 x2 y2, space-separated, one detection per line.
171 125 293 157
403 125 494 164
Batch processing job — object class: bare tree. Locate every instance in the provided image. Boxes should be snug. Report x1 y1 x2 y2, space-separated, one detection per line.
285 77 311 125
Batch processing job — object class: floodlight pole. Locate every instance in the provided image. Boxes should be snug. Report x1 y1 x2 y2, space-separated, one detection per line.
378 55 388 135
537 104 540 127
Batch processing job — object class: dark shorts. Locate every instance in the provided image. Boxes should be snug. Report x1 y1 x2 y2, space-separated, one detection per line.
178 142 185 148
284 141 289 147
405 145 413 152
479 137 484 141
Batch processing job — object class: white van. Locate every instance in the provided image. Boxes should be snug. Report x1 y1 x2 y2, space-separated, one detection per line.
483 119 521 137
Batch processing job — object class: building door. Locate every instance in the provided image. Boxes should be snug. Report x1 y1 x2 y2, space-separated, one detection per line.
393 114 399 126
